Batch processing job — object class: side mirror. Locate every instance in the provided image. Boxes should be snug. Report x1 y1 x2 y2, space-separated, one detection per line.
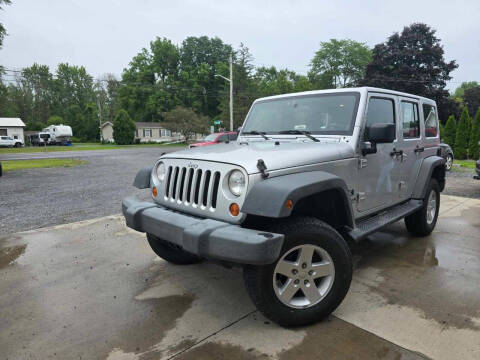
366 123 395 144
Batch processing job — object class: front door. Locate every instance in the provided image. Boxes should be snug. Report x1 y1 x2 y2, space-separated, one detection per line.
357 94 401 213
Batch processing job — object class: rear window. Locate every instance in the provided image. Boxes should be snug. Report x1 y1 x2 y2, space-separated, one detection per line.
423 104 438 138
401 101 420 139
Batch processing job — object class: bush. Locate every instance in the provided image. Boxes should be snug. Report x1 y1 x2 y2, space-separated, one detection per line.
70 136 81 143
47 115 64 126
442 115 457 147
469 107 480 160
113 110 136 145
454 108 470 159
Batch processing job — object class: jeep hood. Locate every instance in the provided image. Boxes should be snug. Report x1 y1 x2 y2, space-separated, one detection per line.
162 140 355 174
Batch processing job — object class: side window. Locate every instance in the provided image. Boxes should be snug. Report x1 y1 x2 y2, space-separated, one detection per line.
218 134 229 143
366 97 395 126
423 104 438 138
229 133 238 141
401 101 420 139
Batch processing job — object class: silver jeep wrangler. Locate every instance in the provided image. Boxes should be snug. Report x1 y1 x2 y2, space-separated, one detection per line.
123 87 445 327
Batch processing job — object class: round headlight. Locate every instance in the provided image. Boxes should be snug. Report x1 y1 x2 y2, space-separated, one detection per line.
228 170 245 196
156 162 166 181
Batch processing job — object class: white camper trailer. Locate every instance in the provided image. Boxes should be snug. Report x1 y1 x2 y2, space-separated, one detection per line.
43 125 73 145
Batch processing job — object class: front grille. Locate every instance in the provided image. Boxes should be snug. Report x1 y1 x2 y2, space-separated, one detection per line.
164 165 221 209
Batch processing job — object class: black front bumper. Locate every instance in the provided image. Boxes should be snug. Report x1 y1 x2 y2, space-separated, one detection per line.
122 197 284 265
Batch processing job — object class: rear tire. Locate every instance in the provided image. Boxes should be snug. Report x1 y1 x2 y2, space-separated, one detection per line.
405 178 440 236
243 216 352 327
445 154 453 171
146 233 202 265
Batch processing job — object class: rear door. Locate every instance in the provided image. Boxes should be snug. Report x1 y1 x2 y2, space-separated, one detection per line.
395 97 425 200
357 93 401 212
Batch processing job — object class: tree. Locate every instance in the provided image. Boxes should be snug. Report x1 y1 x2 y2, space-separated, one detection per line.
309 39 372 88
95 74 120 125
120 37 181 122
113 109 135 145
454 108 470 159
468 108 480 160
47 115 64 126
362 23 457 123
0 0 11 50
442 115 457 147
163 106 209 143
453 81 479 99
463 86 480 118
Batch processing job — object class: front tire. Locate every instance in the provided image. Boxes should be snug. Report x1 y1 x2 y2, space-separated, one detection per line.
146 233 201 265
243 217 352 327
405 178 440 236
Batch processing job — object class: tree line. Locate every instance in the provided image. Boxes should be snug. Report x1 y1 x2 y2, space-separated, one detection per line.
1 14 478 154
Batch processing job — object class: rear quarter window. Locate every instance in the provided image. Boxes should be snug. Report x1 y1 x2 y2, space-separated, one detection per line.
423 104 439 138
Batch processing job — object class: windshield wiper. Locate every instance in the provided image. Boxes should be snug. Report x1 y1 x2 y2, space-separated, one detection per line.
242 130 270 140
278 130 320 142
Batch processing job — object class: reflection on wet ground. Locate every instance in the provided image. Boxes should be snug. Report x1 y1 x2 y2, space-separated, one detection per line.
0 244 26 269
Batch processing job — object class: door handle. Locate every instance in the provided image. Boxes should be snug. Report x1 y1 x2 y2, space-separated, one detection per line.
390 148 403 157
414 146 425 153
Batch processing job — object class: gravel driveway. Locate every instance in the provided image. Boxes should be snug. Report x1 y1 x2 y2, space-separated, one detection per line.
444 167 480 199
0 147 182 235
1 149 479 235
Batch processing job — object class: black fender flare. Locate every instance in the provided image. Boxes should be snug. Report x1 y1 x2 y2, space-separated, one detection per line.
133 167 153 189
241 171 354 228
412 156 445 199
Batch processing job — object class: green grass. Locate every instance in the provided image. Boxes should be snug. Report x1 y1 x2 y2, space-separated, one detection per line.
0 142 186 154
2 158 88 171
453 159 476 169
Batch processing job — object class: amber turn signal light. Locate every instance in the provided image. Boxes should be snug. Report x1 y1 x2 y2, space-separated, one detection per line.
229 203 240 216
152 186 157 197
285 199 293 209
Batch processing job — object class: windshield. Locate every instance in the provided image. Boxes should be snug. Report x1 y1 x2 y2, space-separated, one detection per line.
203 134 218 142
40 134 50 139
242 92 360 135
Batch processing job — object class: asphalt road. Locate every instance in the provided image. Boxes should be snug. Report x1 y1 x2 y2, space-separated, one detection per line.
1 195 479 359
0 147 183 235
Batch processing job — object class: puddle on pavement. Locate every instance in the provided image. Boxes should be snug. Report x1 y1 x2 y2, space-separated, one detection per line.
176 341 260 360
351 224 480 330
0 244 26 268
116 294 195 360
279 316 425 360
176 316 424 360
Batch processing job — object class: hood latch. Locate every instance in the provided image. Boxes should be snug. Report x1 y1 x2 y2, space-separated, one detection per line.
257 159 269 179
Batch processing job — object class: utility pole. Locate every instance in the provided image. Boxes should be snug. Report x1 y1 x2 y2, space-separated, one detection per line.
215 53 234 131
97 97 103 142
229 53 233 132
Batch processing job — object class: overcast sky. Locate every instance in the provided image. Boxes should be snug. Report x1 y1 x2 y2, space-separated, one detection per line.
1 0 479 91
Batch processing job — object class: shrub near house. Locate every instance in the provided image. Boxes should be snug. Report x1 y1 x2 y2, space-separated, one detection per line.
113 110 136 145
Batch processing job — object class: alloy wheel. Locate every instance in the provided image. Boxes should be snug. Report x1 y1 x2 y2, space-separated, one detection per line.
273 244 335 309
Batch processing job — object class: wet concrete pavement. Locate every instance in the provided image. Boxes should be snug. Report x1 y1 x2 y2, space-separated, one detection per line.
0 195 479 360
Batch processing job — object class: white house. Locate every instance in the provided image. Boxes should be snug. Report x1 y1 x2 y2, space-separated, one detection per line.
0 118 26 143
100 121 184 143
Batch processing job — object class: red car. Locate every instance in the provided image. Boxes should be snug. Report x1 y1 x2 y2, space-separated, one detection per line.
189 132 238 148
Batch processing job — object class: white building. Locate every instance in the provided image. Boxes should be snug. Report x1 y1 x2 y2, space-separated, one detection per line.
100 121 185 143
0 118 26 143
